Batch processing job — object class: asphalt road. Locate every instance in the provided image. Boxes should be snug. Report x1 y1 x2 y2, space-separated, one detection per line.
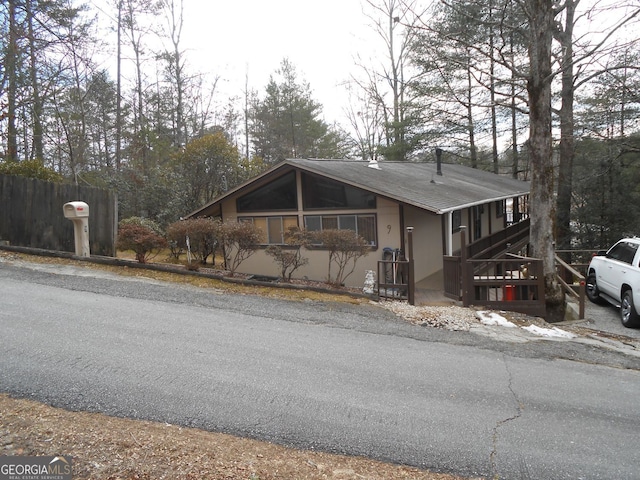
1 259 639 479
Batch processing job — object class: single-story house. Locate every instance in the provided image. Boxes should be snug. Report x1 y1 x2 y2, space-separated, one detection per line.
186 158 530 289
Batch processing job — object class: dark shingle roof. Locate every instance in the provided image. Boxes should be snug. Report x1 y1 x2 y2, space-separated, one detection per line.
187 158 530 217
287 159 529 214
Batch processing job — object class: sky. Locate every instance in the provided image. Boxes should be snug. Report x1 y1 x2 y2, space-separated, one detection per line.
88 0 639 147
179 0 379 123
91 0 384 126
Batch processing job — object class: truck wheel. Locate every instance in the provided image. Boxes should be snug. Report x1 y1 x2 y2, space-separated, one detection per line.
621 290 640 328
586 274 605 304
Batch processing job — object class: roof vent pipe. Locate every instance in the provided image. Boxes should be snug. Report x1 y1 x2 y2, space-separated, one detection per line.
435 148 443 176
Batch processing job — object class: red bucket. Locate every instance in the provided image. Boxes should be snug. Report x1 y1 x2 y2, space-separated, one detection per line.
504 285 516 301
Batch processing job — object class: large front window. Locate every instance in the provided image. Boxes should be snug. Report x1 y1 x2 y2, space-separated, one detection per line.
304 214 377 246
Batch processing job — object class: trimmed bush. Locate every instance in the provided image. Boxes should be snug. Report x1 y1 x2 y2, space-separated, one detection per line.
116 218 167 263
166 217 221 265
311 229 369 286
219 221 263 276
265 227 310 282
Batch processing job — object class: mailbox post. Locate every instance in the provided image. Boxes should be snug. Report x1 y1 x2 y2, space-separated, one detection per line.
63 201 90 257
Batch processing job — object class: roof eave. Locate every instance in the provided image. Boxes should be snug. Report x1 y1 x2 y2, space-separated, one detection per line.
437 192 530 214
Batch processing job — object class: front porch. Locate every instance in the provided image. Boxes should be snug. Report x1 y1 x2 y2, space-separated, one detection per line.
381 219 586 320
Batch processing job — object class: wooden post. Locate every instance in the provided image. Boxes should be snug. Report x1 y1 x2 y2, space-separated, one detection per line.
460 226 469 306
407 226 415 305
579 279 585 320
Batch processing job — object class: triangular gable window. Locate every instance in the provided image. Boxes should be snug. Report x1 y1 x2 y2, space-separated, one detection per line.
237 172 297 212
301 173 376 210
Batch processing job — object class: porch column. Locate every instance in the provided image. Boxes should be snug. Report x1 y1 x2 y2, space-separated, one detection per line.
446 211 453 256
407 226 415 306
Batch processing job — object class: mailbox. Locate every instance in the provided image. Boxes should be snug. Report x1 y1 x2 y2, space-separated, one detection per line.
63 201 90 257
63 201 89 218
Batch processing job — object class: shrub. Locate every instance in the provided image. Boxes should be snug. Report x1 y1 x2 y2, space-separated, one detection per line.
116 218 167 263
265 227 310 282
311 229 370 286
166 217 221 265
0 159 63 182
119 216 164 236
218 220 263 276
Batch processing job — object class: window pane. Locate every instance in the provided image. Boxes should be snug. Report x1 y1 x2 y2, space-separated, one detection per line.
249 217 267 244
267 217 283 244
237 171 297 212
301 173 376 210
452 210 462 230
305 216 321 231
357 215 376 245
338 215 356 232
322 216 338 230
608 243 626 261
283 216 298 230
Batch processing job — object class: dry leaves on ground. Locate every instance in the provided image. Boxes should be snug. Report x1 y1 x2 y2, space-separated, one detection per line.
0 395 470 480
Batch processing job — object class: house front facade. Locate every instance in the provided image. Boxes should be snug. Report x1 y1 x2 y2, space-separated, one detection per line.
186 158 530 289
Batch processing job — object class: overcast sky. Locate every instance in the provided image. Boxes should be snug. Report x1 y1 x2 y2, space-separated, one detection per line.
179 0 379 123
89 0 383 125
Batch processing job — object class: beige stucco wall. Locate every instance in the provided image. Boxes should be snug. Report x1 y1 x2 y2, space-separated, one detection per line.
402 205 444 283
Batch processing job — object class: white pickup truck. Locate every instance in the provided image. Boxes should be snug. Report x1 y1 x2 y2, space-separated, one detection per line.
586 238 640 328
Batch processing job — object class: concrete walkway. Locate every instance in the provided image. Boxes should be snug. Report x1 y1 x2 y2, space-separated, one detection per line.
414 270 458 305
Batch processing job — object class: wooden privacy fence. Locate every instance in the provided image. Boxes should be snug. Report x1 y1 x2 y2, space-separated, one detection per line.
0 174 117 256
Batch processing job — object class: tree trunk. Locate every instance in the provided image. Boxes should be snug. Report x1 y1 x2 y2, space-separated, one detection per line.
526 0 564 322
466 52 477 169
489 0 499 174
116 0 123 170
7 0 19 162
555 0 577 254
510 33 520 180
26 0 44 161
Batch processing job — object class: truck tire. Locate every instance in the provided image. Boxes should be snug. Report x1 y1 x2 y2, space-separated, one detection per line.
586 274 605 304
621 289 640 328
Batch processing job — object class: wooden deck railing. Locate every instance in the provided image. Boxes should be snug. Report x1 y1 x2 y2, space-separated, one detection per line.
555 254 586 319
468 218 531 259
555 249 598 276
443 255 462 299
377 259 409 301
463 255 546 318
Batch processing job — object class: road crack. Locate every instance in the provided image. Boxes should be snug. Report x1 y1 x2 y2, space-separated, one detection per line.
490 354 525 479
